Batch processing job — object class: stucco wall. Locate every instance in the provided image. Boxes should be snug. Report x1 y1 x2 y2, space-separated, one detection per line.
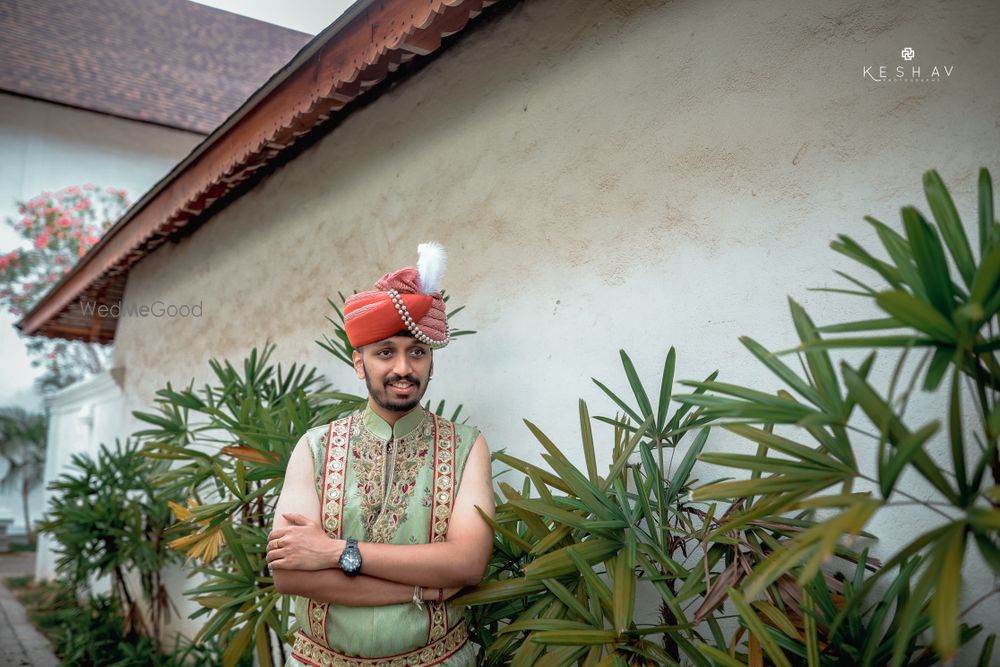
110 0 1000 653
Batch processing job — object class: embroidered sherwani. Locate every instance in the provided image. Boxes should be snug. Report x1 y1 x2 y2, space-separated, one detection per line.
284 405 479 667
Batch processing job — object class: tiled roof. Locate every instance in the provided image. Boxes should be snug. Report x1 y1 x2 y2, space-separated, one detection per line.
0 0 313 134
16 0 506 343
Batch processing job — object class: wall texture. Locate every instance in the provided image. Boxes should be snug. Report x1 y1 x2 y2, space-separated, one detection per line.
110 0 1000 651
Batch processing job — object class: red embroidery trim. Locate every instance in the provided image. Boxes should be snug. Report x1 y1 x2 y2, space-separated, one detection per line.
304 416 353 649
427 414 457 544
425 414 457 643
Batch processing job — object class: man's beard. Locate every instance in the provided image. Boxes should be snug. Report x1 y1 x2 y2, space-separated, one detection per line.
362 362 430 413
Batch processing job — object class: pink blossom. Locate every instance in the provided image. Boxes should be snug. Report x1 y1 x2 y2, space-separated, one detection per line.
34 233 50 249
57 216 71 227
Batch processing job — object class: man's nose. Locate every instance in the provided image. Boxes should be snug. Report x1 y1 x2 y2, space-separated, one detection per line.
392 354 413 378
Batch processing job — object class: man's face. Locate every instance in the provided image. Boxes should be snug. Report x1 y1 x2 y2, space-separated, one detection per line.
352 335 433 413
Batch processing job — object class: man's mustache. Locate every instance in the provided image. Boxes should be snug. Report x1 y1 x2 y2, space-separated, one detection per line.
384 374 420 387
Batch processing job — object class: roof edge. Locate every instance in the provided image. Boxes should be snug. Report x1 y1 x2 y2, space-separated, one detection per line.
17 0 501 342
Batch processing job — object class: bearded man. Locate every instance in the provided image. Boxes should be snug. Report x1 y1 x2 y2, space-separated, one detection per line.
266 242 494 666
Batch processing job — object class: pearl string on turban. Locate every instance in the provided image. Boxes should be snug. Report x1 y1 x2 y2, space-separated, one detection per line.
343 242 450 348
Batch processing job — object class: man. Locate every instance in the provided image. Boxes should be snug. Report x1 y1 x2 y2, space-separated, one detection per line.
266 242 494 667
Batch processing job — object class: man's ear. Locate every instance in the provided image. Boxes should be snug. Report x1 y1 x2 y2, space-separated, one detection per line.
352 348 365 380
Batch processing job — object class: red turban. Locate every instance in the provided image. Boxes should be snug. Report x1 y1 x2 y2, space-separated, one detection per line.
343 244 449 348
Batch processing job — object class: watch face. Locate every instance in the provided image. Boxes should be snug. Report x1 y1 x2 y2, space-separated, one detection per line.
341 548 361 572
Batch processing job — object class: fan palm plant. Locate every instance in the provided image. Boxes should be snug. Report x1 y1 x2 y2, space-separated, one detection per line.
0 406 47 544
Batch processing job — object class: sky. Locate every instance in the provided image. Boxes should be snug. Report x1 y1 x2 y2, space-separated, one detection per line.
189 0 359 34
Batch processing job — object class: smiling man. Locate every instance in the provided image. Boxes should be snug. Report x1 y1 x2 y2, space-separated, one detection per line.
266 242 494 667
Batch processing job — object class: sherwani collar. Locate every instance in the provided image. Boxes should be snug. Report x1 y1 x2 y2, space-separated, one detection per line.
362 403 426 440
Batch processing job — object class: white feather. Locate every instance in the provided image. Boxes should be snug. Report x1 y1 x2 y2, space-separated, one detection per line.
416 241 446 294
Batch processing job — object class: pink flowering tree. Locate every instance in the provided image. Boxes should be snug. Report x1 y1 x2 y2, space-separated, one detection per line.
0 185 130 392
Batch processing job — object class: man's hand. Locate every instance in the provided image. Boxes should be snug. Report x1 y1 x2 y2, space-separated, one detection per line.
266 512 342 571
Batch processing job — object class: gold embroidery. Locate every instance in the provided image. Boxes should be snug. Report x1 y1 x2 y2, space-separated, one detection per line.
353 414 432 544
428 415 457 544
321 417 353 537
425 414 457 644
426 601 448 643
291 620 468 667
304 416 353 649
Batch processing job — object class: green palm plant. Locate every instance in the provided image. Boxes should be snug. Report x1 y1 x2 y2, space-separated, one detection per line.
457 349 862 667
132 342 340 667
0 406 47 544
35 437 179 651
735 551 993 667
675 168 999 665
457 409 682 667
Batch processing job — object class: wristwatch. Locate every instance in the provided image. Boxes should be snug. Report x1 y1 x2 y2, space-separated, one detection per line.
339 538 362 576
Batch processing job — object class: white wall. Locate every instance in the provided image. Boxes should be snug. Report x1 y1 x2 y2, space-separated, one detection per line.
0 93 202 531
34 368 127 582
107 0 999 654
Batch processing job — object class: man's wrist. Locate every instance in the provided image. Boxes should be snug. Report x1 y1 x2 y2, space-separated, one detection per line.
329 537 345 569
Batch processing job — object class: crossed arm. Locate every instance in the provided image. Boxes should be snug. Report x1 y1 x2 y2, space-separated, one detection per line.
267 430 495 607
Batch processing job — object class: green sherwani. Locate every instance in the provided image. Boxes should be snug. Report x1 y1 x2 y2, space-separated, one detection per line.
284 405 479 667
